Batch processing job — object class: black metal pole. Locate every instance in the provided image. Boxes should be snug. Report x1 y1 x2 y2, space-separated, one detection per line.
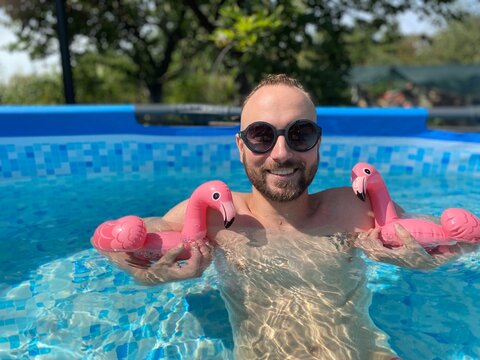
55 0 76 104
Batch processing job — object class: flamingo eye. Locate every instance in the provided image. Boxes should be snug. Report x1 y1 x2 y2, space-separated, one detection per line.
212 192 221 201
363 168 371 175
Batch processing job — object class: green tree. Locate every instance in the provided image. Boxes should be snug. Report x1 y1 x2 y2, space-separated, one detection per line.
417 15 480 64
185 0 465 104
73 52 149 103
164 70 237 104
0 0 195 102
0 73 64 104
0 54 150 104
346 20 428 66
0 0 465 105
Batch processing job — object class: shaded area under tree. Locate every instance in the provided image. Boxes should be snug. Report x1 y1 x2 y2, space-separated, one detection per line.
350 64 480 107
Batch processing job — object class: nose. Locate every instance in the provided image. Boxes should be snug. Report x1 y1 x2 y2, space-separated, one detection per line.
270 135 293 162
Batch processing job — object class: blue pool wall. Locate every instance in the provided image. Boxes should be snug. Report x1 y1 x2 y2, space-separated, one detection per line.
0 105 428 137
1 104 479 142
1 105 480 180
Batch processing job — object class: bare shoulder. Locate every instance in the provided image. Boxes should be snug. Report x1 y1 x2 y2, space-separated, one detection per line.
312 186 374 232
316 186 364 204
141 199 189 233
162 199 188 222
232 191 250 211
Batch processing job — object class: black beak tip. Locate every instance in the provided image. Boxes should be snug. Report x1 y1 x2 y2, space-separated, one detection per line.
356 192 366 202
224 218 235 229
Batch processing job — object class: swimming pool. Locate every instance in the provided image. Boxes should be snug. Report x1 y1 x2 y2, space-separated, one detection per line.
1 106 480 359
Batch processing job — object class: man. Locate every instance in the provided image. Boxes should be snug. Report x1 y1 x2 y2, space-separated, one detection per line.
105 74 462 359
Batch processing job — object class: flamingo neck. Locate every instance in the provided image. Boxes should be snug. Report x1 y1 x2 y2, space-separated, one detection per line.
181 193 208 240
367 178 399 227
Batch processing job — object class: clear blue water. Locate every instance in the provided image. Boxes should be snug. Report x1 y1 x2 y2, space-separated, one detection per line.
1 152 480 359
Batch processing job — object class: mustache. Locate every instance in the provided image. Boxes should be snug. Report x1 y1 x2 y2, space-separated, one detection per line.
262 160 306 171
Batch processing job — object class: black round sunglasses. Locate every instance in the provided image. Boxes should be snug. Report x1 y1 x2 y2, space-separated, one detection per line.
238 119 322 154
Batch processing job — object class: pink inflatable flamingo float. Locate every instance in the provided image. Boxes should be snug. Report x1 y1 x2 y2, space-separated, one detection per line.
91 180 236 260
351 162 480 248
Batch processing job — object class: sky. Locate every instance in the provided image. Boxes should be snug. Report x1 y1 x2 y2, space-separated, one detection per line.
0 10 59 82
0 9 443 83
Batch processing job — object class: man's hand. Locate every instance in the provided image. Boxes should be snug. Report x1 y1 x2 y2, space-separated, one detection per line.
354 224 450 269
140 241 214 285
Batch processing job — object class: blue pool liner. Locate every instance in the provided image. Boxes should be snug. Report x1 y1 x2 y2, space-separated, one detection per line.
1 104 477 141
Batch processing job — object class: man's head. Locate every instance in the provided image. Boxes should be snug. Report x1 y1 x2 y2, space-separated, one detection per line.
236 74 320 202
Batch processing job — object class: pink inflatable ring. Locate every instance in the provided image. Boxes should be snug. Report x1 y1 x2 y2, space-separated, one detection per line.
91 180 236 260
351 162 480 248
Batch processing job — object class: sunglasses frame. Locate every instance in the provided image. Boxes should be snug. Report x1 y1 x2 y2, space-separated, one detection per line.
238 119 322 154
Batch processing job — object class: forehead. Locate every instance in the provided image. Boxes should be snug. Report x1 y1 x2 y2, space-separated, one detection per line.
241 85 316 129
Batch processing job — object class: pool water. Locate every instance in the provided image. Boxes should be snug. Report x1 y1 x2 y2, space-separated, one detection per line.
1 136 480 359
0 172 247 359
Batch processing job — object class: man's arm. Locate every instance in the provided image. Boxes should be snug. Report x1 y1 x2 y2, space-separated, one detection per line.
105 241 213 285
354 224 477 269
100 202 214 285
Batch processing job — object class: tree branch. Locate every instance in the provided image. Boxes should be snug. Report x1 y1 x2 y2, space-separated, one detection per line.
182 0 215 33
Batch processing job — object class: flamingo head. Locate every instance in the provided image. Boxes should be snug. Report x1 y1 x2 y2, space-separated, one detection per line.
350 162 381 202
197 180 236 228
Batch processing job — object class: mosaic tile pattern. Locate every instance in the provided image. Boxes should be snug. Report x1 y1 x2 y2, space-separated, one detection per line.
1 133 479 358
0 135 242 180
319 137 480 176
0 251 234 359
0 135 479 180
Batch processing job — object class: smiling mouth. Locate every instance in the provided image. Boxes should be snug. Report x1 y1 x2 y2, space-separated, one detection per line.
267 168 297 176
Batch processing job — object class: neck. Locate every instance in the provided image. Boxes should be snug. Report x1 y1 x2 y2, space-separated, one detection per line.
181 195 208 240
248 188 312 229
368 180 399 227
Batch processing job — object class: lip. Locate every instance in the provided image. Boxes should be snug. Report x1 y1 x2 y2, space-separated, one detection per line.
267 168 298 177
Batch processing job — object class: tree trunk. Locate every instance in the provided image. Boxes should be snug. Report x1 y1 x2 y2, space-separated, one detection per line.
148 81 163 103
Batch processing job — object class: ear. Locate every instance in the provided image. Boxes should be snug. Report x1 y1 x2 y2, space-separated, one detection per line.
235 134 245 164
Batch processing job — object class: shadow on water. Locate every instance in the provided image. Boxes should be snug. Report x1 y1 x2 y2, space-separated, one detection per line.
185 290 234 350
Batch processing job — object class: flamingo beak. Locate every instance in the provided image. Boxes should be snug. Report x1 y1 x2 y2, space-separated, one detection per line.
352 176 367 201
221 201 236 228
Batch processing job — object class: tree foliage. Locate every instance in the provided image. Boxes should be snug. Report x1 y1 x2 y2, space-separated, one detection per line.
73 52 149 103
184 0 463 104
346 21 422 65
416 15 480 64
0 0 466 105
0 73 64 104
0 0 196 102
347 13 480 67
0 52 150 104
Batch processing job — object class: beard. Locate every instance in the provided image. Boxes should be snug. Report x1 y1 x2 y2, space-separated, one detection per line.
242 153 318 202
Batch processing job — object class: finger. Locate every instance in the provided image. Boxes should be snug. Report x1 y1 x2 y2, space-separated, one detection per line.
356 231 367 240
367 228 381 240
185 243 202 267
394 224 421 249
159 244 185 264
196 241 213 267
196 241 212 256
353 232 366 248
366 234 385 250
358 228 381 243
354 230 383 251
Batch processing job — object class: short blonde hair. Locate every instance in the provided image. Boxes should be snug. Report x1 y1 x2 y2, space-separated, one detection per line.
242 74 315 108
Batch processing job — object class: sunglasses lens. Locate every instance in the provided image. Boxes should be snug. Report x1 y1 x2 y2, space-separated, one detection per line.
288 121 320 151
245 123 275 153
